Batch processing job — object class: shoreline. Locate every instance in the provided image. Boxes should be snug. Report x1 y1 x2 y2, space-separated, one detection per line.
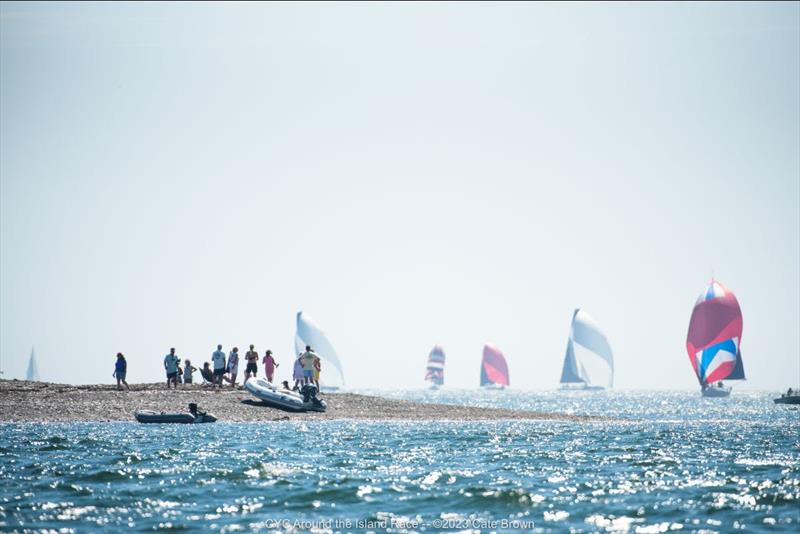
0 380 600 423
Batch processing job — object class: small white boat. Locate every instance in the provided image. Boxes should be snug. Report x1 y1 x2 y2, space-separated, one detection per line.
245 377 327 412
135 404 217 423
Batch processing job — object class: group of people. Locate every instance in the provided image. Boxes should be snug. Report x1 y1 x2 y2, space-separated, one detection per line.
162 345 286 389
112 344 325 391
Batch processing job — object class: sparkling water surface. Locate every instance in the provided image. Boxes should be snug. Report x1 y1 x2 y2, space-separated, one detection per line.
1 391 798 532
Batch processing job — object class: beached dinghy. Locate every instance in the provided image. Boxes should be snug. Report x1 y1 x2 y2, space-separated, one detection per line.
686 280 746 398
245 377 327 412
135 403 217 424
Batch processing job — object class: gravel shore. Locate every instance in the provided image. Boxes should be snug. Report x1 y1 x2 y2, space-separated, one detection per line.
0 380 597 423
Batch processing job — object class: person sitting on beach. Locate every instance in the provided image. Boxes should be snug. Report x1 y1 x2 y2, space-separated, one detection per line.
293 354 304 391
211 345 226 388
301 346 317 386
200 362 214 384
263 350 278 383
225 347 240 387
164 348 179 389
244 345 258 384
183 359 197 384
113 353 129 390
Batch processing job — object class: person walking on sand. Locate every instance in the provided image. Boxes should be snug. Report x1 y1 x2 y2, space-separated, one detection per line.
292 354 304 391
164 348 179 388
263 350 279 384
244 345 258 384
225 347 240 387
113 353 129 390
301 346 317 386
211 345 226 388
183 359 197 384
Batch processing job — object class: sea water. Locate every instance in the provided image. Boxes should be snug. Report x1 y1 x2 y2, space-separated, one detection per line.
1 391 798 532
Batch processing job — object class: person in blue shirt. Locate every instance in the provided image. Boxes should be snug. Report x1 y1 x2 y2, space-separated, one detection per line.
164 348 179 388
113 353 129 391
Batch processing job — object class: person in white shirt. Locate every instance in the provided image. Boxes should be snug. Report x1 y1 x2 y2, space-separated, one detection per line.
226 347 240 387
211 345 226 388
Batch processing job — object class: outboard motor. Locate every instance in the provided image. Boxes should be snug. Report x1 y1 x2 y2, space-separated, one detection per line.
188 403 198 416
300 384 325 409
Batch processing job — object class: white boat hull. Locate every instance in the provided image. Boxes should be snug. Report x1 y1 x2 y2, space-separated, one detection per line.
245 378 327 412
701 385 731 398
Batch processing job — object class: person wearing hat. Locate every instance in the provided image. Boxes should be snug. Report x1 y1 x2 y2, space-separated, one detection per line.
244 344 259 384
263 349 279 384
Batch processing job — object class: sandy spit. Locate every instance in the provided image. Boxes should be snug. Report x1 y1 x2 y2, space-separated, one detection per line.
0 380 598 423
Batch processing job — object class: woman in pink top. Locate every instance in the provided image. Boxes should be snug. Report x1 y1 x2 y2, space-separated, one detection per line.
263 350 278 383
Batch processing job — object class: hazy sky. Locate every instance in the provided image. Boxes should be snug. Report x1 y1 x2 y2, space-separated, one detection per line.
1 2 798 390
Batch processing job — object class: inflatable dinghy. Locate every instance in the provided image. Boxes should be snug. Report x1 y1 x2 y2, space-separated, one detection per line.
245 378 326 412
135 403 217 423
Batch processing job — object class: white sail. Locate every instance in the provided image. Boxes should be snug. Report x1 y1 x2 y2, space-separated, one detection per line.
295 312 345 388
26 347 40 382
562 309 613 388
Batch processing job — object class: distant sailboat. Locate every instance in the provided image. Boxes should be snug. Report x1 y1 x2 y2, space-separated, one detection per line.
559 309 613 390
480 343 509 389
295 312 345 390
686 280 745 398
424 345 446 389
26 347 40 382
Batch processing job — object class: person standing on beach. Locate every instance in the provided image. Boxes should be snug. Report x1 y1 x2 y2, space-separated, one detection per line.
226 347 240 387
244 345 258 384
263 350 278 384
292 354 304 391
183 359 197 384
313 353 321 391
301 346 317 386
211 345 226 388
164 348 179 388
113 353 129 390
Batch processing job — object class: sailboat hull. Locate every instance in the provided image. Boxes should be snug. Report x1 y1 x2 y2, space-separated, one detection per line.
701 385 731 398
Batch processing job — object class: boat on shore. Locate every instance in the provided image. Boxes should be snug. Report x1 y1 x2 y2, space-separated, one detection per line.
135 403 217 424
425 345 446 390
480 344 509 389
245 377 327 412
559 309 613 391
686 280 746 398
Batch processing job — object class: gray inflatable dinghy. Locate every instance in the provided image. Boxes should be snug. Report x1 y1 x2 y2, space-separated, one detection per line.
135 403 217 424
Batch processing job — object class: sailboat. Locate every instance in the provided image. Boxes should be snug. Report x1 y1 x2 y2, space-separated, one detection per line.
480 343 509 389
295 311 345 391
26 347 40 382
559 309 613 390
424 345 446 389
686 280 745 398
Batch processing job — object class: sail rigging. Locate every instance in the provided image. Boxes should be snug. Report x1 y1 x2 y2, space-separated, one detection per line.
295 312 345 388
559 309 614 388
686 280 745 386
480 343 510 387
425 345 446 387
26 347 39 382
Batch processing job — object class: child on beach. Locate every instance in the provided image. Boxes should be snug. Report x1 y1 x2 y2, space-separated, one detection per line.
201 362 214 384
113 353 129 390
183 359 197 384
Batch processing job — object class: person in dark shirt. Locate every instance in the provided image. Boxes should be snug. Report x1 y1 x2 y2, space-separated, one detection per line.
113 353 129 391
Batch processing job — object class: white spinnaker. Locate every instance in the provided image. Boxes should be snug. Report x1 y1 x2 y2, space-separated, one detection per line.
570 309 614 388
295 312 345 388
